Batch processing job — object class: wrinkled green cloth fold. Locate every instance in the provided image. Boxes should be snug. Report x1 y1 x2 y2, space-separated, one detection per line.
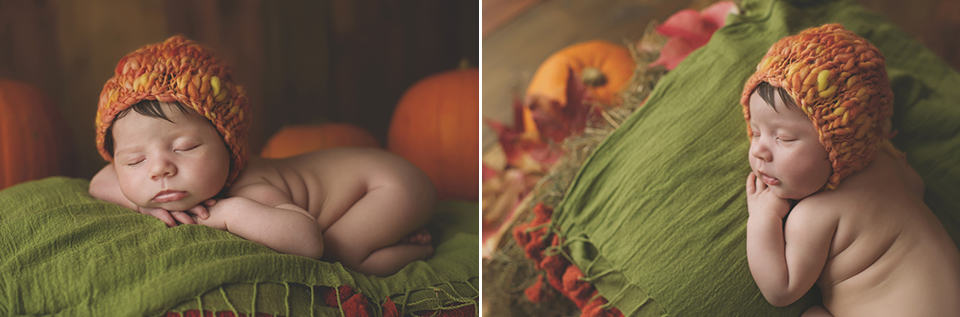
0 177 478 316
554 0 960 316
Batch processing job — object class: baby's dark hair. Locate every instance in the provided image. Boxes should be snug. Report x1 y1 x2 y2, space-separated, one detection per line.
756 81 799 112
104 100 188 156
115 99 187 122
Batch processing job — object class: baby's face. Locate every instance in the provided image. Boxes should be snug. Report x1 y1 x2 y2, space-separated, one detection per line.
111 104 230 212
747 91 831 200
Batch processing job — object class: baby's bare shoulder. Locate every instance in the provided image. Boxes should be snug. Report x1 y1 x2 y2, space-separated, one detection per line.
793 189 845 215
788 194 842 230
227 158 288 197
230 157 281 188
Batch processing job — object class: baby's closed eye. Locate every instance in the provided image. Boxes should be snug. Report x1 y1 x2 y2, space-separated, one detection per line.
174 144 201 153
120 154 146 166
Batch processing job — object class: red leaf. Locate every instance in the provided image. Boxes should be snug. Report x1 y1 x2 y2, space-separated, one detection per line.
701 1 738 30
485 95 561 173
651 1 737 70
527 68 596 144
656 9 710 47
482 164 499 182
650 36 698 70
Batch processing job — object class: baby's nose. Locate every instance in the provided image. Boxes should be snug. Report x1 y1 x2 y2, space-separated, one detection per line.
149 159 177 180
750 143 772 162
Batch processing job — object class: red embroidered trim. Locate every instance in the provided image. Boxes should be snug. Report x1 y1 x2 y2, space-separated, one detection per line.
513 203 623 317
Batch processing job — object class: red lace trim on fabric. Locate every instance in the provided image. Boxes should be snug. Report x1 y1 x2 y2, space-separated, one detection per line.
513 203 623 317
164 284 475 317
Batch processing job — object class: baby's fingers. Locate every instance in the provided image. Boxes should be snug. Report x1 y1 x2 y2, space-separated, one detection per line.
139 207 177 227
187 204 210 220
153 211 179 228
753 172 767 191
171 210 196 225
746 172 757 194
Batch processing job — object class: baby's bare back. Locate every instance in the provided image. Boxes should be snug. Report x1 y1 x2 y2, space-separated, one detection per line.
229 147 435 231
806 151 960 316
224 147 436 276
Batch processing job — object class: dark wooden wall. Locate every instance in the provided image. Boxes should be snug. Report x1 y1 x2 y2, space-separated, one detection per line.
0 0 478 179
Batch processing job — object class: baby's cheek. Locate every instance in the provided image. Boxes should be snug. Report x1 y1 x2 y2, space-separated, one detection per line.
747 157 759 172
116 175 144 203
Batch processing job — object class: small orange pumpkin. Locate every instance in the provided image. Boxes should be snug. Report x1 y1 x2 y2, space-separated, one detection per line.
388 67 478 201
525 40 635 108
0 78 74 190
260 123 381 159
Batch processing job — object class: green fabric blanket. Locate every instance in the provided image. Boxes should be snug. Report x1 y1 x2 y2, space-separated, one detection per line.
552 0 960 316
0 177 478 316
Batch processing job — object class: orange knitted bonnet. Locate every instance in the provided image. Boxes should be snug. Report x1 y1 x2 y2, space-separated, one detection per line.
741 23 893 190
96 35 250 185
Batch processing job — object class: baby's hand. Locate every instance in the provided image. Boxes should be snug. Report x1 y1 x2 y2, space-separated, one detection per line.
193 197 249 231
746 172 791 219
138 199 216 227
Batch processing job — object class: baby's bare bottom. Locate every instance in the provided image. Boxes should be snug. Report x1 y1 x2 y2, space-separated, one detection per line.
320 186 436 277
349 241 434 275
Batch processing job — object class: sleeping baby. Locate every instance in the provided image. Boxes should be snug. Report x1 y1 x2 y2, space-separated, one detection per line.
89 35 436 277
742 24 960 316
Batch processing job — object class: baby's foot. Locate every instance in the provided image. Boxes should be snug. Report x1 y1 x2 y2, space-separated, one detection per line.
399 228 432 245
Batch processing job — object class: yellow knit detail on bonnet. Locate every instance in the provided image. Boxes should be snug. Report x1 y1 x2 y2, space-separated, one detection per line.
741 23 894 190
96 35 250 186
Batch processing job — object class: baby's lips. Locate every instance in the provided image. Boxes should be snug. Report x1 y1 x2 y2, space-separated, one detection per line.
759 172 780 186
153 190 187 203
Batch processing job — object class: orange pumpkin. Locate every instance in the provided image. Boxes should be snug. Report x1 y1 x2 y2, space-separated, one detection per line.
388 67 478 201
260 123 381 158
525 40 635 107
0 78 74 190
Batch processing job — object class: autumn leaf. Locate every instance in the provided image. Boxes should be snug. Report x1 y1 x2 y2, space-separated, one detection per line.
650 1 738 70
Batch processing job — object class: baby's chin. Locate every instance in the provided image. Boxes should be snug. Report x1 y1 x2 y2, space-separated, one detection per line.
142 198 204 212
772 185 818 201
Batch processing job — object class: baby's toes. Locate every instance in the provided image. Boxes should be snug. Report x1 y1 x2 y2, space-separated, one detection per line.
399 228 432 245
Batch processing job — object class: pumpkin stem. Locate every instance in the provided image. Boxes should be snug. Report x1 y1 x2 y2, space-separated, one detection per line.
458 57 471 69
581 67 607 87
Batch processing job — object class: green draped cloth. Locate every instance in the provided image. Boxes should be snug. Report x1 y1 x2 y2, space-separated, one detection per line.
553 0 960 315
0 177 478 316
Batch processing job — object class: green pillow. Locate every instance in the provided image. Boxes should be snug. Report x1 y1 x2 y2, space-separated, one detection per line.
552 0 960 315
0 177 478 316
